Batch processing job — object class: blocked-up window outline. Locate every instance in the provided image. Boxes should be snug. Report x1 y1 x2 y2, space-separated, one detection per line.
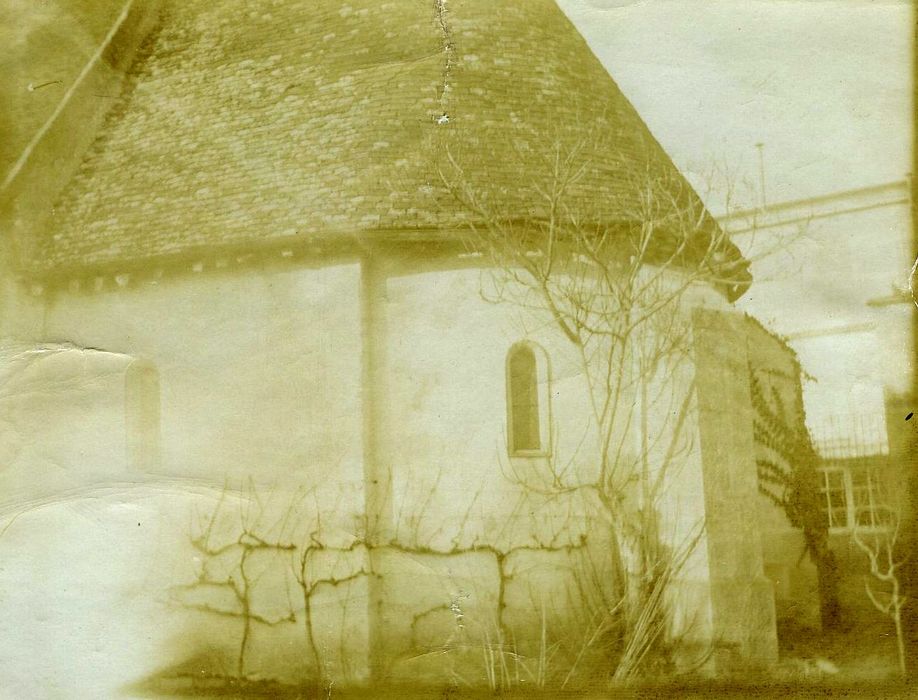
818 463 888 531
125 359 161 472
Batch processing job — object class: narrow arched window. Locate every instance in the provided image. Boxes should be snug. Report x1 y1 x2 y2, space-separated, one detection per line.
125 360 161 472
507 343 549 455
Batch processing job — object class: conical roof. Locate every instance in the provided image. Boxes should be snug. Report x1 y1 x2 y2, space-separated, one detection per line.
29 0 748 295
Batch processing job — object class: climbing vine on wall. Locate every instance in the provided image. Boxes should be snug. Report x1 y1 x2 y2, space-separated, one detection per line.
749 364 842 630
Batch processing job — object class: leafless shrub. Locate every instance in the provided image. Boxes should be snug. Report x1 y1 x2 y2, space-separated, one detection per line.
173 481 297 679
435 128 738 681
852 502 909 679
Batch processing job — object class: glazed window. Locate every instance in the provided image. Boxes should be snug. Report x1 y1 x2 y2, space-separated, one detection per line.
818 464 887 531
506 342 550 456
817 467 849 529
850 466 887 528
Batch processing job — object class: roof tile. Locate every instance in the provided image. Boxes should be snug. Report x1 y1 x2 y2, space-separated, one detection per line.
33 0 723 275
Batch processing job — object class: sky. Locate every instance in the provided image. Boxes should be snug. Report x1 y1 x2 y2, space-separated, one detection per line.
558 0 913 213
557 0 915 444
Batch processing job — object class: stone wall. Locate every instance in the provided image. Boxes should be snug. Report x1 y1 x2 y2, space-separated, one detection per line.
370 257 623 680
0 254 783 688
687 309 779 670
0 261 370 687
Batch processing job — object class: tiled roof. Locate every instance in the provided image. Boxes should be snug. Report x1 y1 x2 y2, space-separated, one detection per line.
31 0 745 289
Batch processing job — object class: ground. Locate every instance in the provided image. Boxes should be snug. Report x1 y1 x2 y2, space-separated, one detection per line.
130 627 908 699
130 680 915 700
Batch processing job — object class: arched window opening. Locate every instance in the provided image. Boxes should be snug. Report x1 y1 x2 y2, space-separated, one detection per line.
507 343 549 455
125 359 161 472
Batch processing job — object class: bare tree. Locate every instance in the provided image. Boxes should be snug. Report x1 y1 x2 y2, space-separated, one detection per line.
436 128 749 679
159 128 801 687
293 512 367 688
852 501 909 679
